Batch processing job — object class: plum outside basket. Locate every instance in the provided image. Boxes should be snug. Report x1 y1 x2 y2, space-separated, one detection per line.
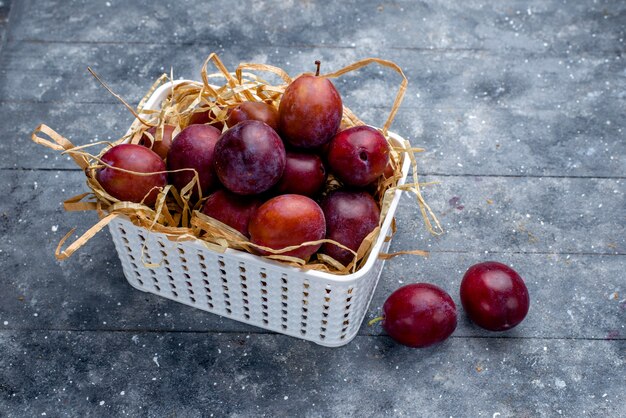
108 80 411 347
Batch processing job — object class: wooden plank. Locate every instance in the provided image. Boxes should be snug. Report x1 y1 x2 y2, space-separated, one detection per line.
0 41 623 112
6 101 625 178
2 41 624 177
365 252 626 340
7 0 625 54
0 0 11 45
394 175 626 255
1 170 623 338
0 1 9 26
2 1 624 416
1 102 133 170
0 331 623 417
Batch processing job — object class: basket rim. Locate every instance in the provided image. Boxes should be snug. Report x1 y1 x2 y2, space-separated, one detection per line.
124 79 411 283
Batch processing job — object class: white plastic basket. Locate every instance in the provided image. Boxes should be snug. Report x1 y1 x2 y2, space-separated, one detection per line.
108 81 410 347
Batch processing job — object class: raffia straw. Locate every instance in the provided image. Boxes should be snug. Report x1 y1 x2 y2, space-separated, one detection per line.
200 53 252 103
55 213 119 259
235 62 293 85
321 58 407 136
31 124 89 169
63 193 99 212
191 210 359 273
402 140 444 236
87 67 154 127
33 53 440 272
34 131 202 259
378 249 430 260
201 227 337 270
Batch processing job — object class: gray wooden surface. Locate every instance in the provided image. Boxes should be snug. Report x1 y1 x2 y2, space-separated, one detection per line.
0 1 624 417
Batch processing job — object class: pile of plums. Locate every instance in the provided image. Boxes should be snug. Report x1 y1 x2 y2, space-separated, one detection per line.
95 63 393 265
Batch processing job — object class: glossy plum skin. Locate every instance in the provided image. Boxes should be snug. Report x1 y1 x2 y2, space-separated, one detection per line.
227 102 279 131
139 124 175 160
274 151 327 197
201 189 262 238
214 120 286 195
327 126 390 187
278 74 342 148
460 262 530 331
382 283 457 348
248 194 326 259
167 124 221 199
320 191 380 266
96 144 167 206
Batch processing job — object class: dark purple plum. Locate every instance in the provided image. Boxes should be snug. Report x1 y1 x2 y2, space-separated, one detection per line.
274 151 327 197
139 124 175 160
201 189 262 238
278 62 343 148
227 102 279 131
382 283 457 348
327 126 390 187
460 262 530 331
167 124 221 198
214 120 286 195
320 190 380 265
248 194 325 259
96 144 167 206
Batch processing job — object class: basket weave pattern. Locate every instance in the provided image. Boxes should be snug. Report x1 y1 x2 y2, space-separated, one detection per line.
109 215 396 346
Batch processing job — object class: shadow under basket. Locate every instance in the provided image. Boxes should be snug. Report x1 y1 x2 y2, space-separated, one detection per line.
108 80 410 347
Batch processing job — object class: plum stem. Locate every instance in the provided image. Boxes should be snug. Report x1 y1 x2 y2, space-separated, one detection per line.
368 316 384 326
315 60 321 76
